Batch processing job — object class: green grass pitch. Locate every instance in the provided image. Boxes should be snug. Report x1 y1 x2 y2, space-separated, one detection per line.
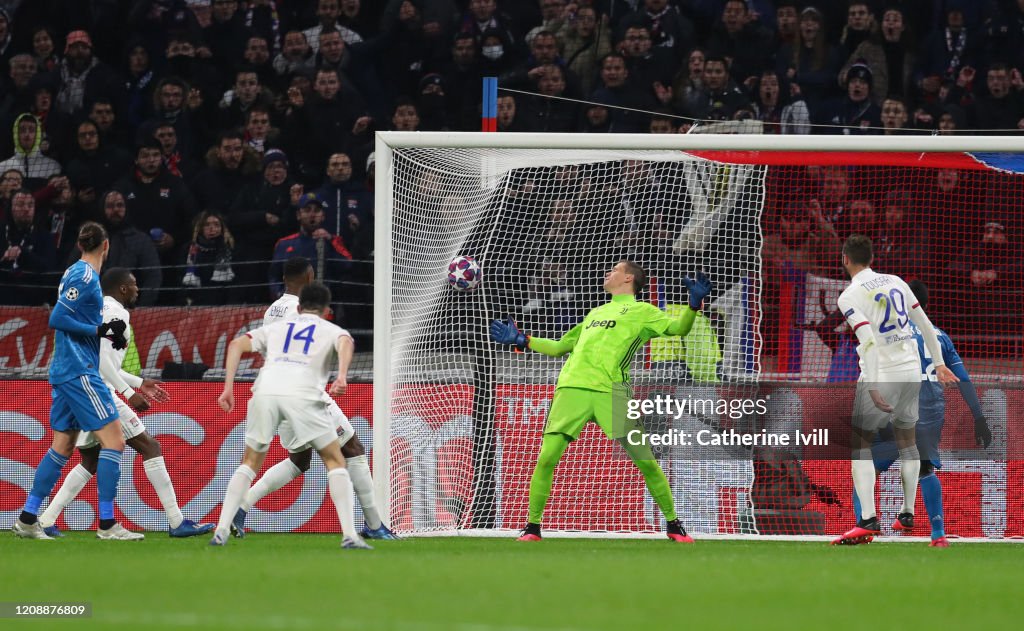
2 534 1022 630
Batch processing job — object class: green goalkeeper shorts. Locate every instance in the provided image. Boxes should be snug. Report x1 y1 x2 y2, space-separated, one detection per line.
543 386 642 441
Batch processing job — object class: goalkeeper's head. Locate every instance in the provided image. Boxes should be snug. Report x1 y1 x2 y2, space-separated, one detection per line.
604 259 647 296
298 282 332 317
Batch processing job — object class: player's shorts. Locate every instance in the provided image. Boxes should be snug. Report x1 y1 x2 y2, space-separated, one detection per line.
76 397 145 449
50 374 119 432
543 386 640 441
853 367 921 432
246 394 337 453
321 393 355 448
873 413 945 472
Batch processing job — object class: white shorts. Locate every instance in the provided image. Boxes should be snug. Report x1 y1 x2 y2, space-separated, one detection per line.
322 392 356 448
246 394 338 453
76 398 145 449
853 367 921 431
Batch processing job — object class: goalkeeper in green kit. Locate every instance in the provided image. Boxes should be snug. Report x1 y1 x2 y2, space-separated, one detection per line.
490 260 712 542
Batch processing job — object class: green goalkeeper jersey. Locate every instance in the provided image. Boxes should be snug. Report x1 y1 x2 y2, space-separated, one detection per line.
528 293 697 392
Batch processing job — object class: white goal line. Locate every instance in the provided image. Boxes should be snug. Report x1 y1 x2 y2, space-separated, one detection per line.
403 529 1024 543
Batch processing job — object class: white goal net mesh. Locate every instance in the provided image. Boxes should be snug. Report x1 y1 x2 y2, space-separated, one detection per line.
384 147 764 535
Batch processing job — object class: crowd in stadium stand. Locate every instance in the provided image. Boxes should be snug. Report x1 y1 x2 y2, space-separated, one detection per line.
0 0 1023 325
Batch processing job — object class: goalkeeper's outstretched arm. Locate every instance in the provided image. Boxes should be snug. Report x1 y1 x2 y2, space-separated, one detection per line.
528 323 583 357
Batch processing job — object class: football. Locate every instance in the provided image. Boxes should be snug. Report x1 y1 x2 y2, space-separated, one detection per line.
447 255 481 291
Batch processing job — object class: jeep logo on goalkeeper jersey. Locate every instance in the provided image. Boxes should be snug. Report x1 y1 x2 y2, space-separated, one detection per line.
586 319 617 329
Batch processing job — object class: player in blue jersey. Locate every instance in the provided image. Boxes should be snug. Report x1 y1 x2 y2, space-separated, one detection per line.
853 280 992 547
12 222 138 540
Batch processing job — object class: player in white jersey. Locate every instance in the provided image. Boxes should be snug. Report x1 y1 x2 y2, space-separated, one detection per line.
832 235 958 545
230 257 398 540
211 282 371 548
37 268 215 539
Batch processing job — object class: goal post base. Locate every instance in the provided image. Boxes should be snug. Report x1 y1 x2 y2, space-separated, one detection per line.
401 529 1024 544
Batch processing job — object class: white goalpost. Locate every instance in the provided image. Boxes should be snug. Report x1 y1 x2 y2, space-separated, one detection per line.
373 132 1023 540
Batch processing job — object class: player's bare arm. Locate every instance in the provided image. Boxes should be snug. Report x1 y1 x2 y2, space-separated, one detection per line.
219 334 254 412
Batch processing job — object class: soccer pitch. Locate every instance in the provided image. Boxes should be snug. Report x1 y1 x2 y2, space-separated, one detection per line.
3 536 1022 630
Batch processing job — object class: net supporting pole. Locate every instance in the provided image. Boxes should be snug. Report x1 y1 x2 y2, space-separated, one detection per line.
372 134 394 526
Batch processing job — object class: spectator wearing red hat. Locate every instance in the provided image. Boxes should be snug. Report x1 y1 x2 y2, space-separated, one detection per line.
49 30 124 119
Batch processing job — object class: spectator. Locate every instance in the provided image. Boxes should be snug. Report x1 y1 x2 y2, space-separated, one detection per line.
269 192 353 300
390 97 421 131
459 0 521 57
874 190 929 281
273 30 316 78
672 47 706 117
228 148 298 290
153 122 200 181
519 64 579 132
123 42 155 129
30 25 58 73
34 175 80 264
218 66 274 130
935 103 966 134
241 35 276 90
181 210 236 305
88 189 162 306
817 62 881 133
159 34 222 111
0 113 61 183
625 0 696 60
965 63 1024 132
64 119 133 216
648 110 679 133
879 97 913 133
752 68 811 134
113 138 196 258
983 0 1024 72
242 105 281 157
202 0 250 72
50 30 124 119
26 76 74 161
591 52 657 132
496 94 527 131
774 1 800 51
315 152 371 248
0 189 57 304
762 197 840 277
502 29 579 95
706 0 774 85
948 221 1024 322
284 67 371 184
557 4 611 98
436 32 484 130
147 76 207 160
0 168 22 219
841 6 916 104
88 98 131 151
777 7 841 115
305 0 364 53
619 23 674 106
191 131 260 213
916 3 979 101
839 2 876 61
814 166 851 225
417 73 452 131
0 54 38 132
477 27 518 77
0 9 12 72
686 54 751 121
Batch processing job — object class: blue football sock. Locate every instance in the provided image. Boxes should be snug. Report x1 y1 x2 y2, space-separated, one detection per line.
852 488 862 523
24 448 69 516
920 473 945 540
97 449 123 521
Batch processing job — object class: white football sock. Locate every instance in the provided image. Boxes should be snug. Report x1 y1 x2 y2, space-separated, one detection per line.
143 456 183 529
216 465 256 539
899 446 921 514
347 455 382 530
38 464 92 528
242 459 302 512
327 468 356 538
852 458 877 521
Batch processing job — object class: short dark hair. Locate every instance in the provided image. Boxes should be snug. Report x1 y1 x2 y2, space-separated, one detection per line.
283 256 312 282
218 130 244 145
299 282 332 312
842 234 873 266
620 259 648 295
908 279 928 310
77 221 108 252
101 267 133 295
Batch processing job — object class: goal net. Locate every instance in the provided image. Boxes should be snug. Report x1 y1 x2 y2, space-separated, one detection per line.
374 133 1023 539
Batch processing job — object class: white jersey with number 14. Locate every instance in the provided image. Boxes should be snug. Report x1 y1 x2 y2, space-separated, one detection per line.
247 313 350 401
